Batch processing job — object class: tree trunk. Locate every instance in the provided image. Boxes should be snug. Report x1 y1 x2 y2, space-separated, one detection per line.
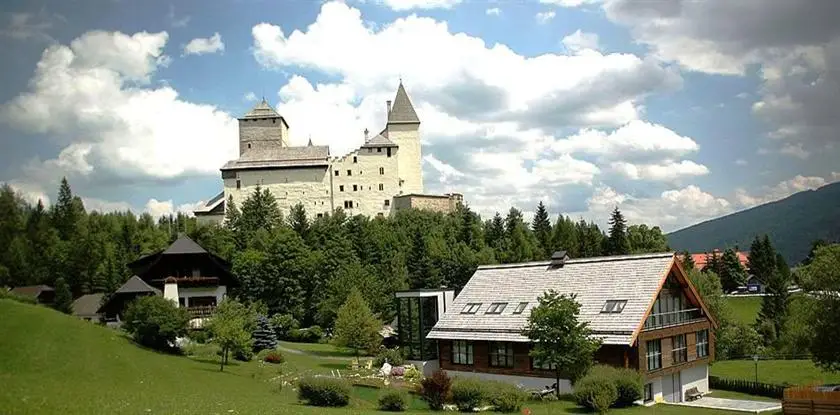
556 371 561 398
220 346 227 372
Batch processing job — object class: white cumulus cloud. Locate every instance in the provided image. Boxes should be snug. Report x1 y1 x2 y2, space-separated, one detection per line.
183 32 225 55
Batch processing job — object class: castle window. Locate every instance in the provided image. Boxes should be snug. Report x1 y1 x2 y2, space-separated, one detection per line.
379 184 384 191
368 148 372 153
384 199 390 207
316 213 323 218
272 119 275 123
353 185 358 191
379 167 385 175
344 201 354 209
387 148 392 157
339 185 344 192
353 156 357 163
347 170 352 176
247 143 251 149
334 170 339 176
377 147 382 152
236 180 241 190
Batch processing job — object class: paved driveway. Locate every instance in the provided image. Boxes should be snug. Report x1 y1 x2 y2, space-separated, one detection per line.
670 397 781 413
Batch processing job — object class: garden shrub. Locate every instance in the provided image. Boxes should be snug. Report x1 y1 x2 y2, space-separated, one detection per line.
574 373 618 413
122 295 190 352
187 329 209 344
263 350 284 364
269 313 299 339
288 325 324 343
403 364 421 383
378 389 408 412
297 376 351 407
451 378 488 412
419 369 452 410
375 346 406 367
391 366 405 376
486 381 528 413
612 368 643 407
573 365 641 410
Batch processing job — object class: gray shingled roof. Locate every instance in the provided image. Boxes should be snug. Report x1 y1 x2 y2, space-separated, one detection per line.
362 134 398 148
242 99 280 119
115 276 161 295
387 83 420 124
194 192 224 214
72 293 104 317
9 285 53 297
164 235 207 255
427 252 676 345
222 145 330 171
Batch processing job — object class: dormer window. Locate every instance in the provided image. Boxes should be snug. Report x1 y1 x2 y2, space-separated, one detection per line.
486 302 507 314
512 302 528 314
461 303 482 314
601 300 627 314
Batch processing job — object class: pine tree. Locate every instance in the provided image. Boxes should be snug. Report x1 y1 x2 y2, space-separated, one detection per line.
679 250 696 270
719 248 747 293
532 201 552 259
751 235 790 338
252 315 279 352
703 250 723 276
53 276 73 314
333 288 381 356
224 195 241 230
52 177 78 241
606 207 630 255
239 186 282 245
407 229 441 289
288 203 309 239
485 213 505 248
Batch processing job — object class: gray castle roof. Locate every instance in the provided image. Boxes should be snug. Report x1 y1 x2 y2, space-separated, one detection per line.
427 252 677 345
222 145 331 171
362 133 398 148
242 99 280 119
387 82 420 124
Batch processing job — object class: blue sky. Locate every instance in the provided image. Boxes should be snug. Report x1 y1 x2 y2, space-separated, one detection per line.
1 0 838 231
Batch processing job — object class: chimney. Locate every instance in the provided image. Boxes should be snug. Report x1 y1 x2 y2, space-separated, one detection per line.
549 250 569 268
364 128 370 142
386 100 392 117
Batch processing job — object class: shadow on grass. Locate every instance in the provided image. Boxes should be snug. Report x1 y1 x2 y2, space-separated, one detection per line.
318 362 349 371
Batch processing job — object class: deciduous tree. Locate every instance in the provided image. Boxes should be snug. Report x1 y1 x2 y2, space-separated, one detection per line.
333 288 381 356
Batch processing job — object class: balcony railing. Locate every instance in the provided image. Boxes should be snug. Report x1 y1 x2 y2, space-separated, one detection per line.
643 308 703 330
187 305 216 318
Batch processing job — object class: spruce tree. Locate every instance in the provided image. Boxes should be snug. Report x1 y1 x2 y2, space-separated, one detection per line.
407 229 441 289
224 195 241 230
53 276 73 314
532 201 552 259
680 250 696 270
485 213 505 248
252 315 279 352
52 177 78 241
751 236 790 338
239 186 282 244
288 203 309 239
703 250 723 276
606 207 630 255
719 248 747 293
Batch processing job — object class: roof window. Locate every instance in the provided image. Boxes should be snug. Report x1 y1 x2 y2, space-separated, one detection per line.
461 303 482 314
512 302 528 314
486 302 507 314
601 300 627 314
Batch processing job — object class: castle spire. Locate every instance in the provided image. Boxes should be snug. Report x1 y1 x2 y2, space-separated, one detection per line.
387 81 420 125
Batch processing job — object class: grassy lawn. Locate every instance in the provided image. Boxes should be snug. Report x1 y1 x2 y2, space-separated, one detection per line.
0 299 770 415
725 296 762 325
277 340 365 359
711 359 840 386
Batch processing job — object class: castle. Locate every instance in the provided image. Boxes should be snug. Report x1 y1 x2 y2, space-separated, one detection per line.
194 83 462 223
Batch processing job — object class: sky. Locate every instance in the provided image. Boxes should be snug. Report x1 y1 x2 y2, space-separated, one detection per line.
0 0 838 232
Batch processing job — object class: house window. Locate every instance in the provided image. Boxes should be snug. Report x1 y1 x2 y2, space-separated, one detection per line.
384 199 390 207
339 185 344 192
452 340 473 365
353 156 358 163
387 148 392 157
489 342 514 368
646 339 661 370
335 170 339 176
644 383 653 402
344 201 354 209
696 330 709 358
601 300 627 313
353 185 358 191
672 334 687 364
380 167 385 175
486 302 507 314
347 169 352 176
513 302 528 314
379 183 384 191
461 303 482 314
236 180 241 189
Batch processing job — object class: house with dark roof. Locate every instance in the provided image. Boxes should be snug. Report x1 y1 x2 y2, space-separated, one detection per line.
425 252 716 404
8 285 55 304
72 293 104 321
98 235 236 326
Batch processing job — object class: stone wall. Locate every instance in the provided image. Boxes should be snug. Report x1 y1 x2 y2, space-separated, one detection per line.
238 118 289 155
331 145 401 217
392 193 462 214
223 166 332 218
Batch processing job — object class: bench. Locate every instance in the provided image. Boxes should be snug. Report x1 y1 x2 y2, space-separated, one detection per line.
685 387 703 401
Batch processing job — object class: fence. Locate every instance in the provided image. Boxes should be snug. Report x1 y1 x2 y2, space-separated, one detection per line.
783 386 840 414
709 376 786 399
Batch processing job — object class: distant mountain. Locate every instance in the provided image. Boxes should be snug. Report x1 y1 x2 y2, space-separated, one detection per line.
667 181 840 265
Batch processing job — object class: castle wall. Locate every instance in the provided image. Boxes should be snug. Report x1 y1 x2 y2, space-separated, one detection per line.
223 167 332 218
331 145 401 217
238 118 289 155
387 123 423 195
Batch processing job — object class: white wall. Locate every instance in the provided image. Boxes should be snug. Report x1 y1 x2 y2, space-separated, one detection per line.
680 363 709 396
178 285 227 307
443 370 572 394
331 146 400 217
224 167 332 218
387 124 423 195
642 376 665 405
407 359 440 377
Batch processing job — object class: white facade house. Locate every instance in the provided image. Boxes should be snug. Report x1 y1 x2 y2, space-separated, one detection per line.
195 82 429 222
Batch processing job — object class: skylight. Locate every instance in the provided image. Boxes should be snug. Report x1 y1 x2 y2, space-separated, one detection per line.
512 302 528 314
486 302 507 314
601 300 627 314
461 303 482 314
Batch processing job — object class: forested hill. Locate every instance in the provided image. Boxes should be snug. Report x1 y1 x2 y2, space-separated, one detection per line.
667 181 840 264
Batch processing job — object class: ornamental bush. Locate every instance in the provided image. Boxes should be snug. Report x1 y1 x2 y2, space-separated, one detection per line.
419 369 452 410
487 381 529 413
378 389 408 412
297 377 351 407
573 365 642 410
263 350 284 364
375 347 406 367
252 315 278 352
451 378 488 412
123 295 190 352
573 368 619 413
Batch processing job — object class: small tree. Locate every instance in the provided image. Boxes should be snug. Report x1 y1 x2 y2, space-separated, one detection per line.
799 244 840 372
53 276 73 314
522 290 601 396
252 315 278 352
123 295 190 351
207 299 254 371
333 288 381 356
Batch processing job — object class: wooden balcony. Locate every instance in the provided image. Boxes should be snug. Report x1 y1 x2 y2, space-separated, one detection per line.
186 305 216 319
643 308 704 331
